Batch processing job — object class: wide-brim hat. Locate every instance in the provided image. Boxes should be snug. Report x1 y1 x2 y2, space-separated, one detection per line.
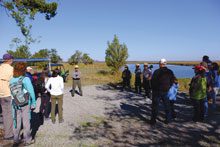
74 65 79 69
144 63 148 66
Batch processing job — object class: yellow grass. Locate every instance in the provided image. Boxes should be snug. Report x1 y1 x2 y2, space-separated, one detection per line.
63 62 121 87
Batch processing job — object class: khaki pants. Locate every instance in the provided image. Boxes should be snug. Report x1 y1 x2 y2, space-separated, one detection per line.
51 95 63 122
13 105 32 143
72 80 82 95
0 97 13 139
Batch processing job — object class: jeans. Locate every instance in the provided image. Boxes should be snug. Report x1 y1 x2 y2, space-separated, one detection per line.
170 100 176 118
151 91 171 123
143 79 151 97
135 79 142 94
192 99 205 122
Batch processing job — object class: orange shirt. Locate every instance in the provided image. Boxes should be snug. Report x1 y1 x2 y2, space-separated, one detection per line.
0 63 13 98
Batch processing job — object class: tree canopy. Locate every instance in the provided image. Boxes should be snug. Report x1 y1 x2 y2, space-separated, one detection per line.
68 50 93 65
82 53 94 65
0 0 57 38
32 48 62 63
105 35 128 73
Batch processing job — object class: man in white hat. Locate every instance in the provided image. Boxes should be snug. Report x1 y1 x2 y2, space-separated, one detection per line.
71 65 82 97
25 66 33 82
150 58 176 125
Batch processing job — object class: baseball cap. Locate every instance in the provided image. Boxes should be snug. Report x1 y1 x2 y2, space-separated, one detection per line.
193 65 206 71
159 58 167 65
26 66 33 70
3 54 14 60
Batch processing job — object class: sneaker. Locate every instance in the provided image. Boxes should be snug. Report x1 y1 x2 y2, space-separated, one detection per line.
24 139 35 146
59 119 64 123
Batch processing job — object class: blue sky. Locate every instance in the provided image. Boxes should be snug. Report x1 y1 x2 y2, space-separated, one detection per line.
0 0 220 61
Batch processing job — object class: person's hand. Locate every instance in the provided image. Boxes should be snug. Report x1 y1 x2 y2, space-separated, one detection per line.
31 105 36 110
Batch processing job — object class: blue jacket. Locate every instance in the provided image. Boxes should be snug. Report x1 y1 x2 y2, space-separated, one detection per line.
213 70 220 88
9 76 36 128
167 83 179 101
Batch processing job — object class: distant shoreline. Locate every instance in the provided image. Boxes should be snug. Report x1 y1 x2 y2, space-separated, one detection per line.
126 61 220 66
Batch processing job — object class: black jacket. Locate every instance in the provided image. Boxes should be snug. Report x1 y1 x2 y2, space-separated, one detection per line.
151 67 175 92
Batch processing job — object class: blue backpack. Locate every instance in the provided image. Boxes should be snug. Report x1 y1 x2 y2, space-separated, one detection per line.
10 77 29 107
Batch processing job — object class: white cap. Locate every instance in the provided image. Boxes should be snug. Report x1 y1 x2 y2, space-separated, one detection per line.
26 66 33 70
159 58 167 65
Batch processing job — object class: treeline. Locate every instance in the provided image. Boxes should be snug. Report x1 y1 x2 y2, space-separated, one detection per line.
7 40 94 65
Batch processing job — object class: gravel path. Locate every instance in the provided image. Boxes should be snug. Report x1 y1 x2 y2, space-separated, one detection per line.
1 85 220 146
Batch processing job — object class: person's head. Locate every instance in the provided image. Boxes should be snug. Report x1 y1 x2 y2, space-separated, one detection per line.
3 53 14 65
200 61 208 71
124 65 128 70
144 63 148 69
136 64 140 69
13 62 27 78
159 58 167 68
193 65 206 76
52 70 59 77
202 55 209 62
212 62 219 71
74 65 79 71
26 66 33 73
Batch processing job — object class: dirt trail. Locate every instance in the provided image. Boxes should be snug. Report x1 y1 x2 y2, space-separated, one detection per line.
1 85 220 146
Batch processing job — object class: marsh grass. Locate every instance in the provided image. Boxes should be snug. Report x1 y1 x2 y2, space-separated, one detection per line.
64 62 121 87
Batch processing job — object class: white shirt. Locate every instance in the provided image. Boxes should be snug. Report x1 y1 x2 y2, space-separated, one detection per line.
45 76 64 96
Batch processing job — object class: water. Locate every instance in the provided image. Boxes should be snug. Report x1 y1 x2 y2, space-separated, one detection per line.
126 64 194 78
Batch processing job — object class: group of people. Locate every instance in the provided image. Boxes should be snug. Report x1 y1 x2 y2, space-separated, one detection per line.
0 53 64 146
189 56 220 122
122 63 153 97
122 56 220 125
0 52 219 145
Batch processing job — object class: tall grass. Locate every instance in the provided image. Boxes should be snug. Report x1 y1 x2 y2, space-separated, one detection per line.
63 62 121 87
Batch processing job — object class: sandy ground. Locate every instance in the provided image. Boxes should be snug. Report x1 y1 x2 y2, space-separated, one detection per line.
1 85 220 147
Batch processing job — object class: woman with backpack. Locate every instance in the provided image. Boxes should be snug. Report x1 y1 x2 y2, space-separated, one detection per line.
45 70 64 124
189 65 207 122
9 62 36 146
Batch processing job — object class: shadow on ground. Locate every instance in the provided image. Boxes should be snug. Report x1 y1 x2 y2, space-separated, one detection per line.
69 85 219 146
